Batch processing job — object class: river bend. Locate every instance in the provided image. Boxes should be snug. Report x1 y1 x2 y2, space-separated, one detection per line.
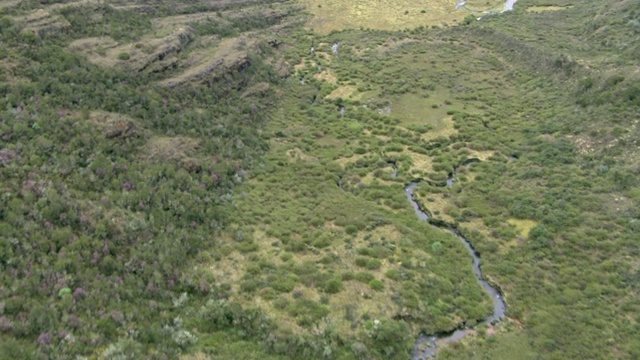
404 181 506 359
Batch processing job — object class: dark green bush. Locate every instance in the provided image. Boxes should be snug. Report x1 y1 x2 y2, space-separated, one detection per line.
369 279 384 291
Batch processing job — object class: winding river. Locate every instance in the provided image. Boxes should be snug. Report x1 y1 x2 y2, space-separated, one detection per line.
406 3 517 348
353 2 517 355
383 158 505 359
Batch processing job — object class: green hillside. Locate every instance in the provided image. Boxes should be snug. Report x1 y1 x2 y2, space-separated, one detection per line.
0 0 638 359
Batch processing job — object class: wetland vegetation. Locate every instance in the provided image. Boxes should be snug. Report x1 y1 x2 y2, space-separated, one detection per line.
0 0 639 359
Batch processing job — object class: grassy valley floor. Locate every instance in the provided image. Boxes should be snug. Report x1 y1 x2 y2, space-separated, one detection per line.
0 0 639 359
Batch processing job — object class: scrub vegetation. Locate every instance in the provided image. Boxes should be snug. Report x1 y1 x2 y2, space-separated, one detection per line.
0 0 639 359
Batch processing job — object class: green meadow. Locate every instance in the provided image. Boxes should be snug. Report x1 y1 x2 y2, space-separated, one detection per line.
0 0 639 359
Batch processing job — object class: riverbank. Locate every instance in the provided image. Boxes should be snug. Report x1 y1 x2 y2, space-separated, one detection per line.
405 180 506 359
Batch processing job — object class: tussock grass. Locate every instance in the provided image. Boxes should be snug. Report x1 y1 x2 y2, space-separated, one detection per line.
151 4 296 38
0 0 21 9
506 218 537 238
3 0 639 358
15 9 71 36
300 0 464 33
159 36 256 87
69 27 193 70
526 5 574 13
143 136 202 164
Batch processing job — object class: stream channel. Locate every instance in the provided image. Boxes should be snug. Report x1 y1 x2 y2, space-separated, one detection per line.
387 163 506 359
405 1 515 355
339 1 515 354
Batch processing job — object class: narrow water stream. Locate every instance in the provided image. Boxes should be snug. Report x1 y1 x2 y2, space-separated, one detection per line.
404 181 506 359
363 0 519 348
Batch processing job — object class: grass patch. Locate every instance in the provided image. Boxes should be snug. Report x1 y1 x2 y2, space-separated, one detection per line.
507 218 538 238
299 0 506 33
526 5 574 13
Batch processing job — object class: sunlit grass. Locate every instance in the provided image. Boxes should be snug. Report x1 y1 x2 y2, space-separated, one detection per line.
525 5 574 13
507 218 538 238
300 0 507 33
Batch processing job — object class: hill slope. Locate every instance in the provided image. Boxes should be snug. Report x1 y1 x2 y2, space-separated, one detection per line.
0 0 638 359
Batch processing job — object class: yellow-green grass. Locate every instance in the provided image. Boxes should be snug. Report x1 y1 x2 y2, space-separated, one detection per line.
68 37 120 68
315 133 347 148
205 87 495 340
20 0 98 11
14 9 71 35
151 3 295 33
465 149 495 161
207 189 432 335
405 147 435 173
0 59 32 84
507 218 538 238
332 153 367 167
159 36 256 87
460 0 504 13
286 147 320 163
525 5 574 13
359 165 398 186
0 0 21 9
464 218 518 253
300 0 507 34
68 25 193 71
193 19 530 345
417 192 457 224
325 85 358 100
142 136 202 163
392 93 457 125
314 69 339 84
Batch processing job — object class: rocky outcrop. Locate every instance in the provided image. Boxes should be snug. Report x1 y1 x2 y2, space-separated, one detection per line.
273 57 292 77
160 36 257 88
135 27 194 73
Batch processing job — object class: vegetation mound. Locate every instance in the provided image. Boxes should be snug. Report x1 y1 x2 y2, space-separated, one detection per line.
0 0 639 359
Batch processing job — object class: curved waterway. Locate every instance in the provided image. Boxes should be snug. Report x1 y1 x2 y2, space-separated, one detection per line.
404 181 506 359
